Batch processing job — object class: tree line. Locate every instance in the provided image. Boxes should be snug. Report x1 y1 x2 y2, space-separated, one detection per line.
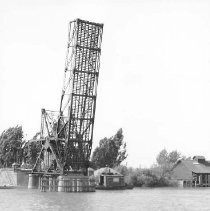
114 148 184 187
91 129 186 187
0 125 184 187
0 126 127 169
0 126 41 168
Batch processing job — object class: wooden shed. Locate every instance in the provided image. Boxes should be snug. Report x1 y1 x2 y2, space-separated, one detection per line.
94 167 125 189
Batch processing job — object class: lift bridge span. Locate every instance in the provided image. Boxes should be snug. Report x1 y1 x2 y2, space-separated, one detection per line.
32 19 103 176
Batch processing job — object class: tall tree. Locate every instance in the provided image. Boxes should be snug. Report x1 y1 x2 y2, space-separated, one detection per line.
0 126 24 167
168 150 181 164
91 128 127 169
156 149 169 166
156 148 181 176
22 132 42 166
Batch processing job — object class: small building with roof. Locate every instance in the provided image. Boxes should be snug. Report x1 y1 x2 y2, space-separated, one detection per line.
94 167 125 189
172 156 210 187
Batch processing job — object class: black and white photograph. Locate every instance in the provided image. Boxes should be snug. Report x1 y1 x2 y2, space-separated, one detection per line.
0 0 210 210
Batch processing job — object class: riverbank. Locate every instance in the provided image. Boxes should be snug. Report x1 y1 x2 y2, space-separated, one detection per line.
114 165 177 188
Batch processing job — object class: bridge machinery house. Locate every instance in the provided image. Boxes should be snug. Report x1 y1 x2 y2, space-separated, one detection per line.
94 167 125 189
172 156 210 187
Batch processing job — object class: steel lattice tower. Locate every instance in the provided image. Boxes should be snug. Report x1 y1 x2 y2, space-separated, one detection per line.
33 19 103 175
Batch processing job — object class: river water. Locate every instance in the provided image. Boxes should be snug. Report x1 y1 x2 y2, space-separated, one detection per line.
0 187 210 211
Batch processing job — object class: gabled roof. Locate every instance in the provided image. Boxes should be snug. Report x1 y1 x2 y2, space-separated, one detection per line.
94 167 123 177
176 159 210 174
193 156 205 160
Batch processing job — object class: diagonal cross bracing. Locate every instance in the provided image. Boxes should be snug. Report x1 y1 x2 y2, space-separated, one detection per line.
59 19 103 171
32 19 103 175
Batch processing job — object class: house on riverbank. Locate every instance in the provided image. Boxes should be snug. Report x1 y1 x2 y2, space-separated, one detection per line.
172 156 210 187
94 167 125 189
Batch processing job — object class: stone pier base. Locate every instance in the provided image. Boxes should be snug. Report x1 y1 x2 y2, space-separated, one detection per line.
37 175 95 192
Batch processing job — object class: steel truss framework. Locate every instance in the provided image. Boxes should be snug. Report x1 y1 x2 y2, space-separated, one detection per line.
33 19 103 175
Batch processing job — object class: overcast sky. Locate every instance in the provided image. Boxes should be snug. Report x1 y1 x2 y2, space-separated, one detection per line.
1 0 210 167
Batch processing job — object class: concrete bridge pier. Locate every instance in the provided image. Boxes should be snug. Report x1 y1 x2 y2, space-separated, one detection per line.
28 174 39 189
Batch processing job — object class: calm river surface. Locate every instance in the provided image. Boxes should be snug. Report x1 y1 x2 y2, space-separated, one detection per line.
0 187 210 211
